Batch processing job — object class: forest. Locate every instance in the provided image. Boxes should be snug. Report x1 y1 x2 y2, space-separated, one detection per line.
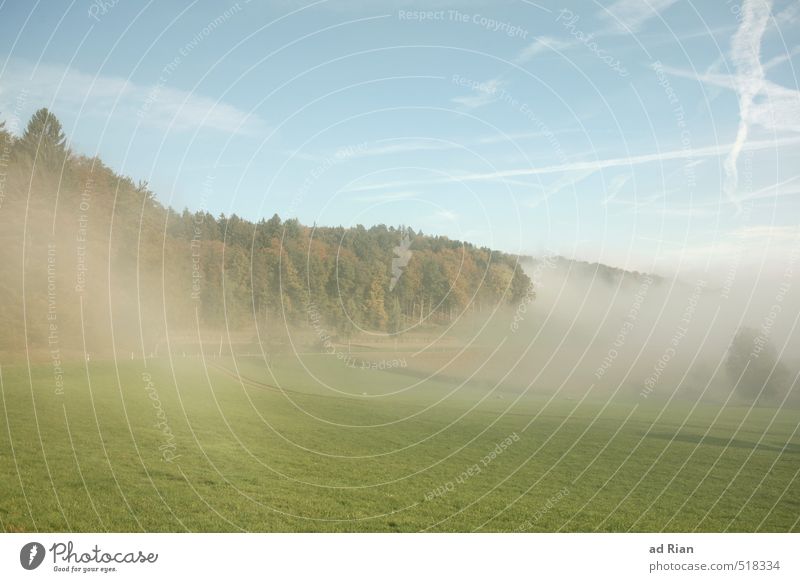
0 108 532 359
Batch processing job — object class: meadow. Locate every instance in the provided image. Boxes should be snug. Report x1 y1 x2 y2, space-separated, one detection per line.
1 350 798 532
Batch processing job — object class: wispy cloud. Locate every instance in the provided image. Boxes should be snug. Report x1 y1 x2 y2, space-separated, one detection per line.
724 0 772 211
600 173 631 205
305 130 577 163
526 168 596 208
605 191 664 212
597 0 678 34
451 78 504 110
739 174 800 202
336 139 460 158
0 59 265 136
774 1 800 27
435 209 458 222
762 46 800 70
735 224 800 239
659 64 800 147
349 190 418 203
660 0 800 212
282 0 483 11
515 36 574 64
453 136 800 182
615 195 721 218
665 224 800 263
474 129 578 145
340 136 800 194
661 67 800 134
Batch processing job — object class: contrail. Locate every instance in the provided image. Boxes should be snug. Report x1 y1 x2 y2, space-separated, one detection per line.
724 0 772 213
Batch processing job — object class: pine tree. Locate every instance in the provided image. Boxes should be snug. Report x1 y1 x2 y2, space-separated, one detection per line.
18 108 68 167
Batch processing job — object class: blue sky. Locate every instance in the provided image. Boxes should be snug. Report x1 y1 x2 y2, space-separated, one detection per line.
1 0 798 273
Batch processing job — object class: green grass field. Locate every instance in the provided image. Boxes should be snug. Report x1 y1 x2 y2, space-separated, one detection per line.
1 355 798 532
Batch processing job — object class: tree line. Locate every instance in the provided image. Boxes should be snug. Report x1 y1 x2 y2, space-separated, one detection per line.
0 108 531 358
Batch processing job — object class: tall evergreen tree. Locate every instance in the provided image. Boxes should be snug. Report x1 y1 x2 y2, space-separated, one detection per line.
18 108 67 167
0 104 536 351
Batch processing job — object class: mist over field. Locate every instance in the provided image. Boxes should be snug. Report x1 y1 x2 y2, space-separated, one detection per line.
509 256 800 404
1 104 799 536
0 0 798 538
0 107 798 533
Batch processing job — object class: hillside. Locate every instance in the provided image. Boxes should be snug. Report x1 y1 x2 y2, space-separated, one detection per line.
0 109 531 359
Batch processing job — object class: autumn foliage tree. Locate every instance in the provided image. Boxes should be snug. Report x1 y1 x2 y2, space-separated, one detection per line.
0 108 532 357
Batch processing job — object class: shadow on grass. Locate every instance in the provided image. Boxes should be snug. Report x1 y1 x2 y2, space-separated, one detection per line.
647 432 800 455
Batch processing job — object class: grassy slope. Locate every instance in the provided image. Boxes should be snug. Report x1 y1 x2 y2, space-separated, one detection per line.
0 357 798 532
